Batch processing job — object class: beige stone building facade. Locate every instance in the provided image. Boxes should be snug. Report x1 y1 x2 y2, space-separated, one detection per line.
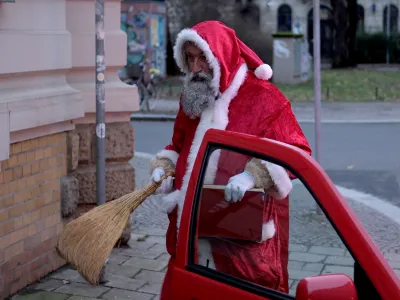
255 0 399 58
0 0 138 298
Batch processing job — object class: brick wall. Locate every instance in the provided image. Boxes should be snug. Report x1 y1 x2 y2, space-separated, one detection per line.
0 133 67 298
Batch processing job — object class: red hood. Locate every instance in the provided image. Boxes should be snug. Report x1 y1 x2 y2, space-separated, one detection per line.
173 21 273 96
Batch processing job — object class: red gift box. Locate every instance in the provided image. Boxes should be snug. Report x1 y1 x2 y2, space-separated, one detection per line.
197 185 266 242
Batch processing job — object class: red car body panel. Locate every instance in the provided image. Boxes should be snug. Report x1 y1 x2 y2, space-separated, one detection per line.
163 129 400 300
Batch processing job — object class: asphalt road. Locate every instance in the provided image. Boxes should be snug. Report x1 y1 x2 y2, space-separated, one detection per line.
131 121 400 207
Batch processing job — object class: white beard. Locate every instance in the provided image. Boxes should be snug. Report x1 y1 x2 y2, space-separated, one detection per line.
181 72 215 119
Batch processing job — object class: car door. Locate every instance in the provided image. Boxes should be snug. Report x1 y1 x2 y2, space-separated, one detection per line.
164 129 400 300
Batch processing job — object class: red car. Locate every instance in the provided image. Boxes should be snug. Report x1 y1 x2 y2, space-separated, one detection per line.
160 129 400 300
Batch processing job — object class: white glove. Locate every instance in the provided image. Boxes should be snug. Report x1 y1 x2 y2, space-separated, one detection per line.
224 171 255 202
151 168 174 195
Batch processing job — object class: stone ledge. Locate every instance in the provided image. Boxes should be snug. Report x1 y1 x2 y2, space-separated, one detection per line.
8 90 84 132
0 71 84 161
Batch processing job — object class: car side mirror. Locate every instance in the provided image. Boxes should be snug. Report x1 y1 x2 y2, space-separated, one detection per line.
296 274 358 300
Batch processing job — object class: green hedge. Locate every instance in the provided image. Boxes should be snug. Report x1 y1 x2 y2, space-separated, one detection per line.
272 32 304 39
355 32 400 64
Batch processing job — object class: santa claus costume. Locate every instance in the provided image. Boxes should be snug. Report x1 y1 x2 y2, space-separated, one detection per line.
150 21 311 296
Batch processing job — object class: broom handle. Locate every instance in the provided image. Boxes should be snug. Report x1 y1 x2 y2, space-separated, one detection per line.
142 171 175 196
121 171 176 213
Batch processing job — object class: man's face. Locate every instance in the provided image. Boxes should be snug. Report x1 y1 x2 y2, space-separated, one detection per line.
181 42 215 119
184 42 211 75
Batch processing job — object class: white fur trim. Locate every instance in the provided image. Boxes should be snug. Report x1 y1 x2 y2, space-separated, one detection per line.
156 149 179 165
198 239 216 269
159 190 182 214
260 161 292 199
175 63 248 230
261 220 276 241
255 64 273 80
173 28 221 96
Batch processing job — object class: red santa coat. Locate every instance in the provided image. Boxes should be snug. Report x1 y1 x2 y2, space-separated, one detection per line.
156 21 311 296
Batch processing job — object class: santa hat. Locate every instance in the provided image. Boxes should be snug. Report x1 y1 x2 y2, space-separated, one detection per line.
236 38 273 81
173 21 273 95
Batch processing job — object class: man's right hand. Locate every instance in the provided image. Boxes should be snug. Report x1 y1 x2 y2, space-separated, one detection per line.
151 167 174 195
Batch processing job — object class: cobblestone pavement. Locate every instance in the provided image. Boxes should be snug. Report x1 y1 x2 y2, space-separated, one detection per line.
12 155 400 299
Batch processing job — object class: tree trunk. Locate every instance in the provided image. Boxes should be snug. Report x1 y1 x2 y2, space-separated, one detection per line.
331 0 358 68
346 0 358 67
165 0 185 43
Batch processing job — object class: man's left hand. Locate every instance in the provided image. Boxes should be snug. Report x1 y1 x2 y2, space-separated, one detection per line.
224 171 256 202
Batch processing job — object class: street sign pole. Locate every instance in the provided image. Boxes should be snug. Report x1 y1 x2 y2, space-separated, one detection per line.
95 0 106 206
313 0 323 214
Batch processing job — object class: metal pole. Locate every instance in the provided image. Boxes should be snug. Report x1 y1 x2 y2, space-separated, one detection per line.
386 2 391 64
95 0 106 206
313 0 322 214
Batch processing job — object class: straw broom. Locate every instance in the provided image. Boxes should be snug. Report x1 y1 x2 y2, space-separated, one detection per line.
56 172 174 285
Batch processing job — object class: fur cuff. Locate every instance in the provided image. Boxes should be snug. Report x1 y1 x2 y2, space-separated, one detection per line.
150 149 179 175
158 190 180 214
261 220 276 241
156 149 179 165
244 158 274 190
260 161 292 199
245 158 292 199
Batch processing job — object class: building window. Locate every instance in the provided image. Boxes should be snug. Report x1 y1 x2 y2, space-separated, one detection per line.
277 4 292 32
383 4 399 33
357 5 365 33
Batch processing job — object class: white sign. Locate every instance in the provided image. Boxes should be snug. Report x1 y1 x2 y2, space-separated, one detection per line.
96 123 106 139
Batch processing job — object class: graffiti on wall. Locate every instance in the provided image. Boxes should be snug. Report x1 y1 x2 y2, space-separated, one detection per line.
121 7 150 65
120 4 167 77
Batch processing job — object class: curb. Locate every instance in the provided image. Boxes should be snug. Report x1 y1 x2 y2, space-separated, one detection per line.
134 151 155 160
134 151 400 226
336 185 400 225
131 113 176 121
292 180 400 225
130 113 400 124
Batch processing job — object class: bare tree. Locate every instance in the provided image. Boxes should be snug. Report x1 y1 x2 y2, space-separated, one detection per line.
330 0 358 68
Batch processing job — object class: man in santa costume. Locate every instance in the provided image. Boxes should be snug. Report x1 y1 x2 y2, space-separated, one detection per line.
149 21 311 295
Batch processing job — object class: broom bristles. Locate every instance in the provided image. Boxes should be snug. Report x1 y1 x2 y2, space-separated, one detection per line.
56 172 173 285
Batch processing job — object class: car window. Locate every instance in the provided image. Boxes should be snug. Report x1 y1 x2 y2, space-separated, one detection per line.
188 145 361 297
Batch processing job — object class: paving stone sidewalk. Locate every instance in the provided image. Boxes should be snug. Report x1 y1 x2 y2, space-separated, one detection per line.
11 155 400 299
11 228 168 300
11 224 400 299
